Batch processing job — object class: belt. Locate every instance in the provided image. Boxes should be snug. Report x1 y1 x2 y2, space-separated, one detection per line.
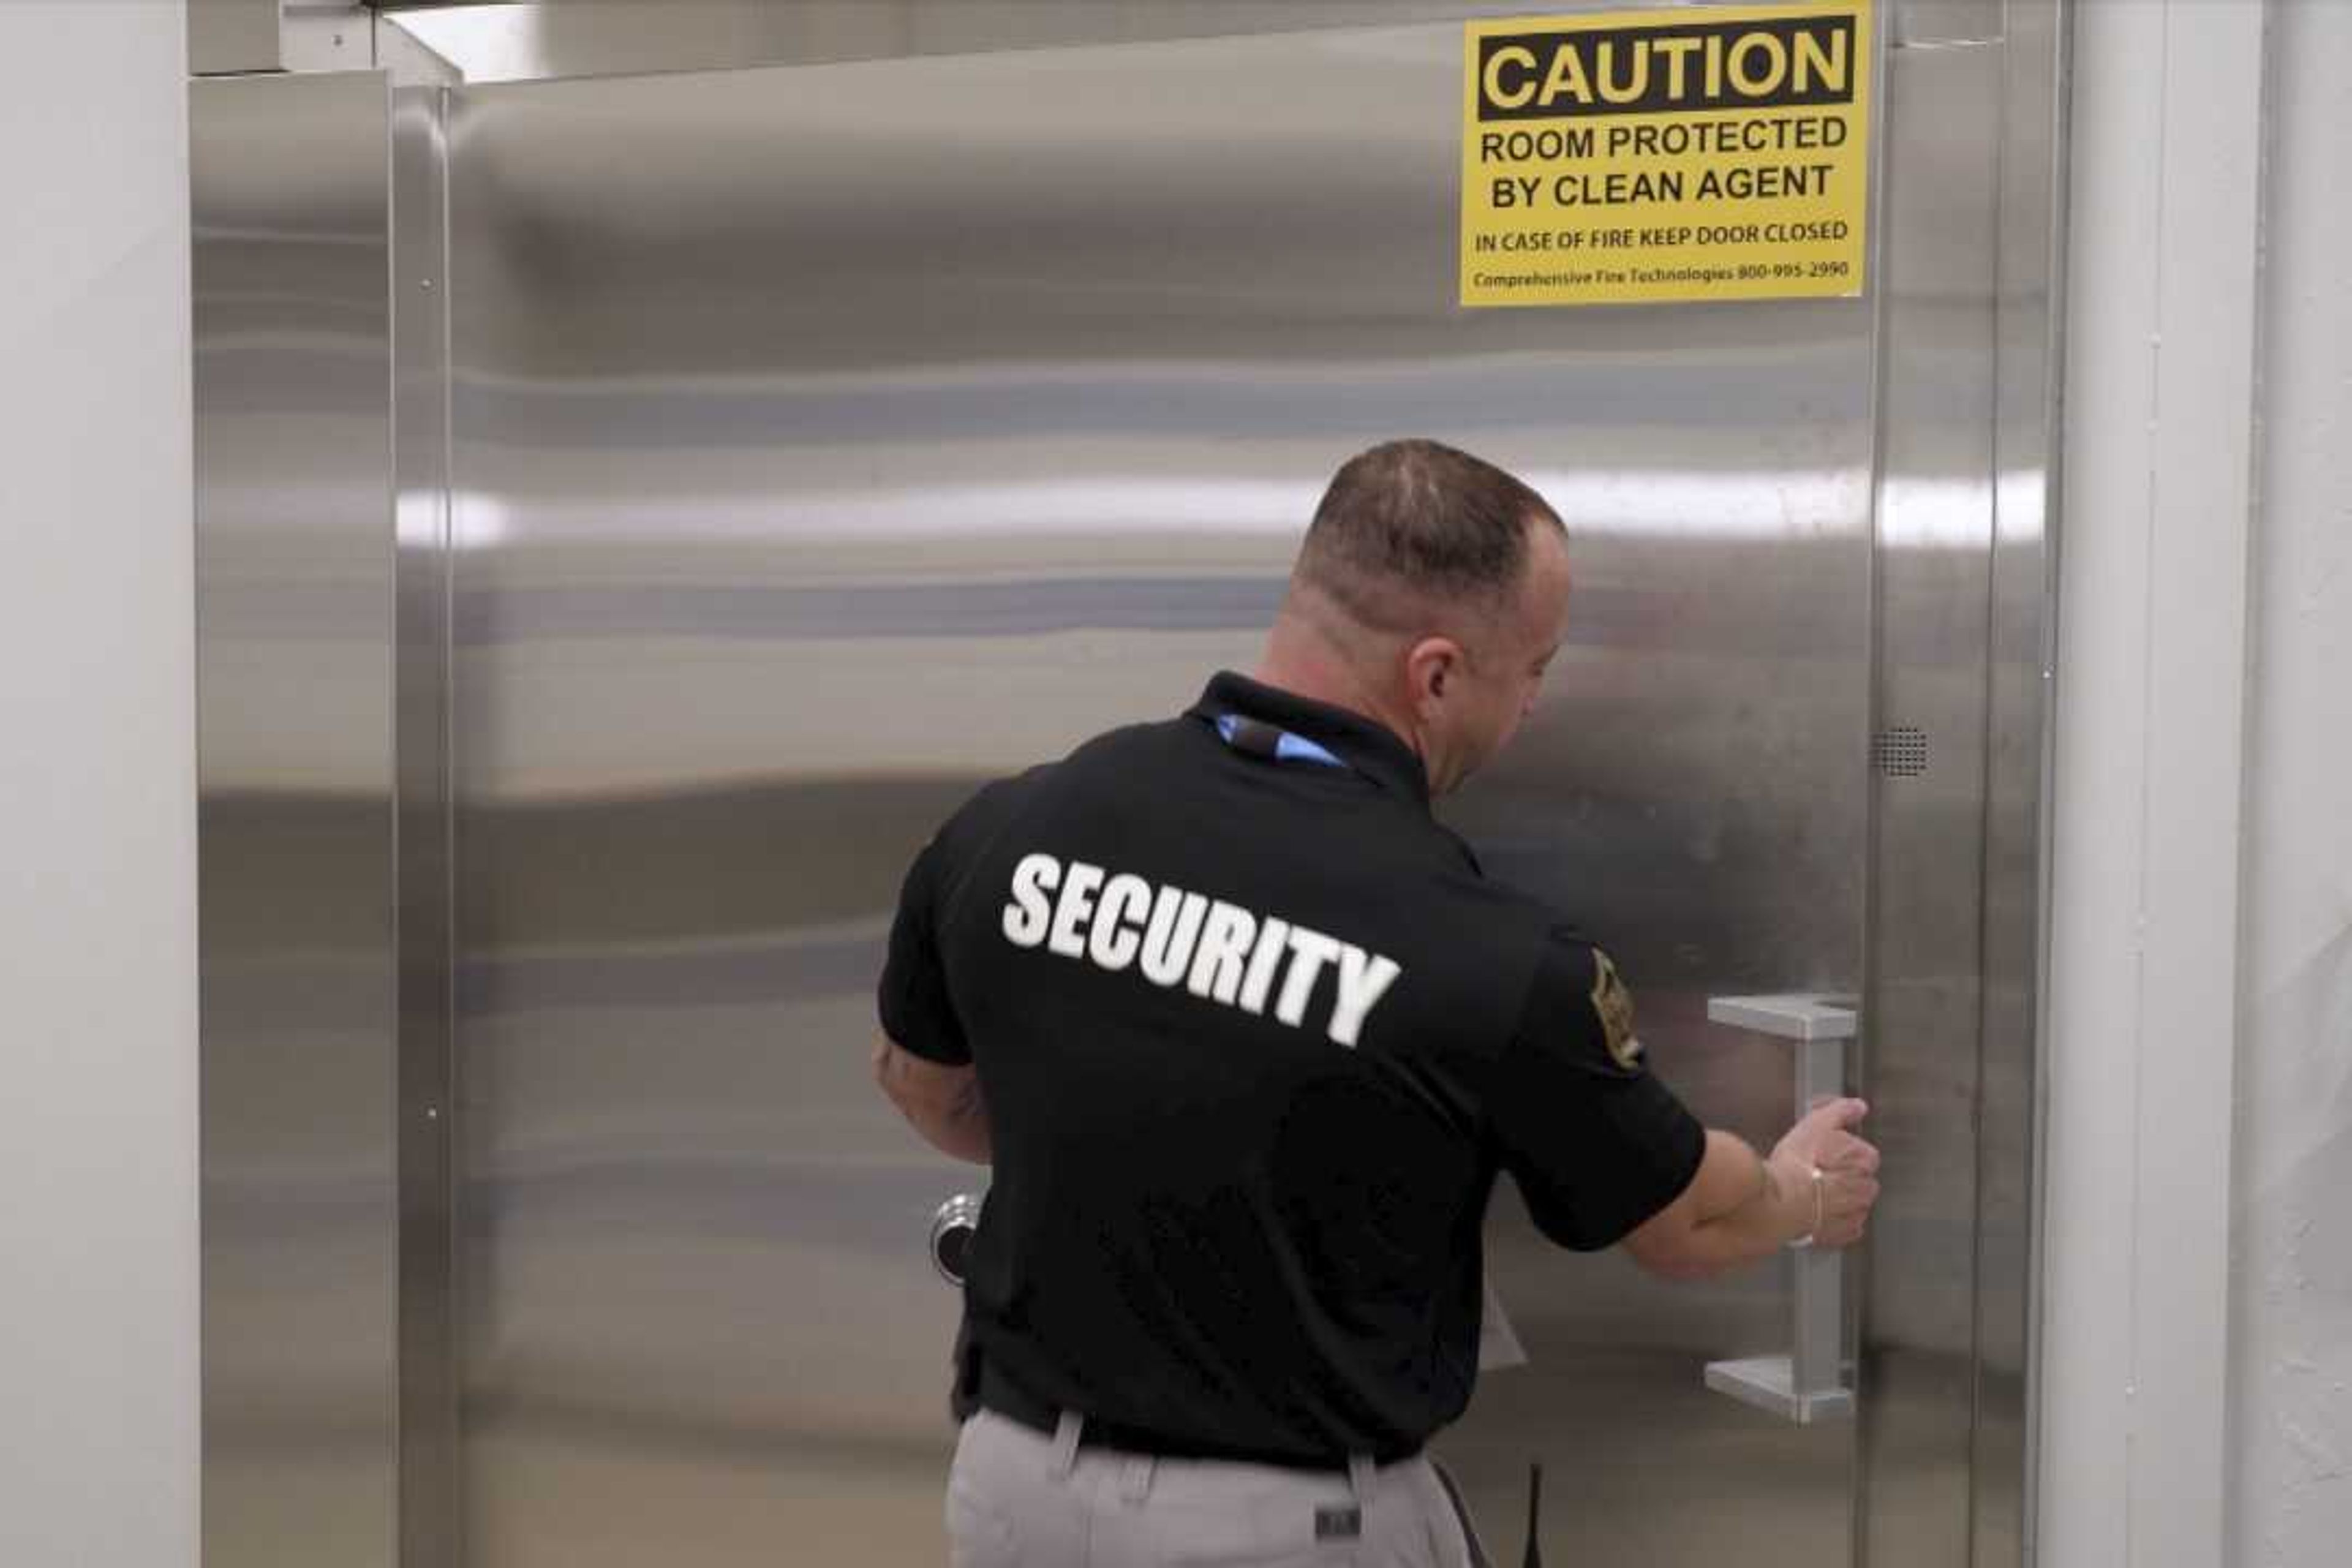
976 1362 1418 1472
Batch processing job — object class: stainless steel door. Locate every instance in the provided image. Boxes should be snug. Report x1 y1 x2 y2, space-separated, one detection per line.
441 23 1890 1566
442 28 1872 1568
188 7 2061 1567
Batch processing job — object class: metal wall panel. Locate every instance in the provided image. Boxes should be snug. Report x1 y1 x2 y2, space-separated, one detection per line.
394 0 2018 85
1976 6 2067 1564
192 69 397 1568
393 0 1564 83
191 0 282 75
393 80 464 1568
1856 36 2005 1568
186 12 2063 1568
444 22 1882 1567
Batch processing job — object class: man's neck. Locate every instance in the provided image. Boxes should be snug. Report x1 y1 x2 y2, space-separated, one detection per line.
1251 618 1424 761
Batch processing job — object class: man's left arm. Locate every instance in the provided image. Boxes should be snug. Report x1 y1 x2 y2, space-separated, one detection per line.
875 831 992 1164
874 1036 993 1164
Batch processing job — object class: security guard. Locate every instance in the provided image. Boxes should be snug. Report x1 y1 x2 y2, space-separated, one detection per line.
876 439 1880 1567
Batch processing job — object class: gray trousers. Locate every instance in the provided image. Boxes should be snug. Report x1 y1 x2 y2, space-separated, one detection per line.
946 1408 1480 1568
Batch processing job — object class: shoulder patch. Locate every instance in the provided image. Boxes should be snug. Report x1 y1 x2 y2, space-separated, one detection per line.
1589 950 1643 1070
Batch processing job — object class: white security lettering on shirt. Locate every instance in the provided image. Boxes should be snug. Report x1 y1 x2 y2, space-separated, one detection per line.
1087 873 1153 971
1001 856 1403 1049
1138 888 1207 987
1237 917 1293 1016
1329 946 1403 1049
1047 861 1106 959
1273 929 1343 1028
1188 901 1259 1003
1002 853 1061 948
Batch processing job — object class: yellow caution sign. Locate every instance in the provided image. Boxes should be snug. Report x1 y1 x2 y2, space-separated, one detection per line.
1461 1 1871 307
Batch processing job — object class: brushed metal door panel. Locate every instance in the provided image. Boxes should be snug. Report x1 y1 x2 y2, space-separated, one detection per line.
1858 37 2010 1568
444 22 1894 1567
193 69 399 1568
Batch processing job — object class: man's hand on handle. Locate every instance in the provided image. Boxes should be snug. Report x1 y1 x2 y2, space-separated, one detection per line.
1767 1096 1880 1249
1624 1098 1882 1280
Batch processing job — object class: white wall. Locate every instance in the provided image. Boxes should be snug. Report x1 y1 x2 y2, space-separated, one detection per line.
2044 2 2352 1566
0 5 198 1567
2230 1 2352 1559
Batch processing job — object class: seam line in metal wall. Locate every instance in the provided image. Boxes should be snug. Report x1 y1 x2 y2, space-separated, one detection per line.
2015 0 2076 1561
1852 4 1899 1556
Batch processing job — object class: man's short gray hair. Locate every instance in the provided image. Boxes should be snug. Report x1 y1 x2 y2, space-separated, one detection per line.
1295 440 1562 628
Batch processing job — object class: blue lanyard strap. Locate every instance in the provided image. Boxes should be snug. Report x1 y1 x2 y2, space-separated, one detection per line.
1213 713 1349 771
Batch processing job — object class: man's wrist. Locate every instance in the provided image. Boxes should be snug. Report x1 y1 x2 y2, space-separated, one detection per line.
1765 1149 1819 1246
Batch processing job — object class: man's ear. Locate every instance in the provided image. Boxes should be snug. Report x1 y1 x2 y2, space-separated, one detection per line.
1404 635 1463 714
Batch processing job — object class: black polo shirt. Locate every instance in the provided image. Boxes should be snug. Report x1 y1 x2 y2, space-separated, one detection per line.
878 671 1705 1466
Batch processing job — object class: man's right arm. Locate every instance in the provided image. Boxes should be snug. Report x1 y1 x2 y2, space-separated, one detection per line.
1485 933 1880 1275
1620 1099 1879 1281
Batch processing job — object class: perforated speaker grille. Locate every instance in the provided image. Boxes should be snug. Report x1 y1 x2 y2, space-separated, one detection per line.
1872 725 1929 777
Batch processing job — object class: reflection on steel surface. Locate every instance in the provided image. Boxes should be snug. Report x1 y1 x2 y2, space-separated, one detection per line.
193 69 399 1568
187 6 2058 1565
393 80 462 1568
1858 39 2013 1568
410 18 2052 1568
446 27 1875 1565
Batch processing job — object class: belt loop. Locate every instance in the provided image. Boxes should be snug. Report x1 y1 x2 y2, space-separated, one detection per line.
1050 1410 1085 1479
1347 1453 1376 1506
1118 1453 1157 1504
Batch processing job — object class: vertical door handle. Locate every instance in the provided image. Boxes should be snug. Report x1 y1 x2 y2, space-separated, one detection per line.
1700 994 1857 1423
